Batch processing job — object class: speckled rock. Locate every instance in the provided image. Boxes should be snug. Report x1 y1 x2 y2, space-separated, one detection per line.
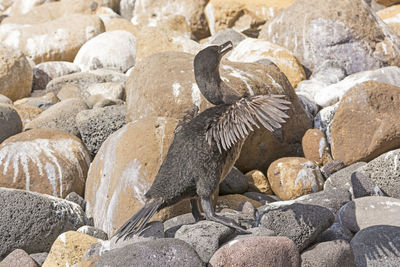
129 0 209 40
205 0 295 37
358 148 400 198
96 238 204 267
25 98 88 136
331 81 400 165
227 38 306 88
65 191 86 211
76 104 126 155
338 196 400 233
0 14 105 64
245 170 272 194
351 225 400 267
14 92 59 110
0 103 22 143
0 188 89 259
42 231 99 267
29 252 48 267
219 167 248 195
84 118 204 237
260 203 334 251
267 157 324 200
0 128 91 197
0 249 38 267
209 236 300 267
32 61 81 91
175 221 234 262
259 0 400 76
318 222 354 243
302 129 332 166
126 51 311 174
0 44 32 101
74 30 136 72
324 162 367 195
301 240 354 267
45 69 126 96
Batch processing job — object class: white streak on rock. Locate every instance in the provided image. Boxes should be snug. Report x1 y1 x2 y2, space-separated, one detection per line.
191 83 202 107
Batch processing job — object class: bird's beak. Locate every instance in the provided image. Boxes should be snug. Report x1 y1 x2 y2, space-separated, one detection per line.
218 41 233 57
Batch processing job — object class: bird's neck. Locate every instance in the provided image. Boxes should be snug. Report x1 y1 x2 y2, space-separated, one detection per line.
196 69 241 105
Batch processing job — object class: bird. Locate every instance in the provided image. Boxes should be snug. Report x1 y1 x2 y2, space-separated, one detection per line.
114 41 291 241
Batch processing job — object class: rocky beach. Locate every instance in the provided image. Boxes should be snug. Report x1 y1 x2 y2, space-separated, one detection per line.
0 0 400 266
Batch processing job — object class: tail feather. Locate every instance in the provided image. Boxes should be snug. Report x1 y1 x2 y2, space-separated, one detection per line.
114 199 162 242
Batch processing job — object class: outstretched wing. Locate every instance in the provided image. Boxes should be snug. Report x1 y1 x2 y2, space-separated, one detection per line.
205 94 291 153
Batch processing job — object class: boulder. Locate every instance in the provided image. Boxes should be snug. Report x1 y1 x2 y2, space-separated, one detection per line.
0 188 89 259
0 14 105 64
300 240 354 267
0 249 38 267
0 103 22 143
259 0 400 75
324 162 367 195
0 44 32 101
331 81 400 165
267 157 324 200
209 236 300 267
0 128 91 197
74 30 136 72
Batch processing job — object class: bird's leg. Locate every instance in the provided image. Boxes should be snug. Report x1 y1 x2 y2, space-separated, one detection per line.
200 196 250 233
190 198 205 222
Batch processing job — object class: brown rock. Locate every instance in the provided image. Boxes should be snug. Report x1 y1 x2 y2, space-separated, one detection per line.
0 44 32 101
245 170 272 194
42 231 99 267
259 0 400 75
375 0 400 6
13 104 42 126
0 249 38 267
85 118 203 236
126 51 312 174
205 0 295 37
228 38 306 88
267 157 324 200
0 128 91 197
302 129 333 166
209 236 300 267
216 194 262 210
104 17 138 35
377 5 400 36
331 81 400 165
0 14 105 64
132 0 210 40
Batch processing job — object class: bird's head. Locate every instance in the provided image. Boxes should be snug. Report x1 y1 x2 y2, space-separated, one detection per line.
194 41 233 105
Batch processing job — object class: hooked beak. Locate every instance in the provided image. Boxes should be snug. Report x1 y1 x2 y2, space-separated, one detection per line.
218 41 233 57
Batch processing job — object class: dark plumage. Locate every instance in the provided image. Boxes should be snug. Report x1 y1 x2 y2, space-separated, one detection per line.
115 41 291 241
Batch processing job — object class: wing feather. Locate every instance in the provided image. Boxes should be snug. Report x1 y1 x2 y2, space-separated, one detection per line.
205 95 291 152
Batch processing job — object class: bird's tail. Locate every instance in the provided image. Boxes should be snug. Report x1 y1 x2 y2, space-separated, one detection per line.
114 198 162 242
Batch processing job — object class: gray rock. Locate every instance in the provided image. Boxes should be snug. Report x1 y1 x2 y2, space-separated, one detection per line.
219 167 249 195
86 95 125 108
0 249 38 267
29 252 48 266
358 149 400 198
324 162 367 197
260 203 335 251
313 103 339 144
14 92 59 110
65 191 86 211
338 196 400 233
317 222 354 243
96 238 204 267
25 98 88 137
231 226 275 241
350 172 384 198
32 61 81 91
0 188 89 259
45 69 127 95
76 104 126 155
0 94 12 104
164 213 196 238
56 84 81 101
0 103 22 143
301 240 355 267
77 226 108 240
218 208 256 230
243 192 280 205
310 60 347 85
351 225 400 267
208 29 246 47
321 160 345 179
175 220 234 262
298 95 319 120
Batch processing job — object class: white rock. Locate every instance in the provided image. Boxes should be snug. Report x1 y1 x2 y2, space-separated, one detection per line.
74 30 137 72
